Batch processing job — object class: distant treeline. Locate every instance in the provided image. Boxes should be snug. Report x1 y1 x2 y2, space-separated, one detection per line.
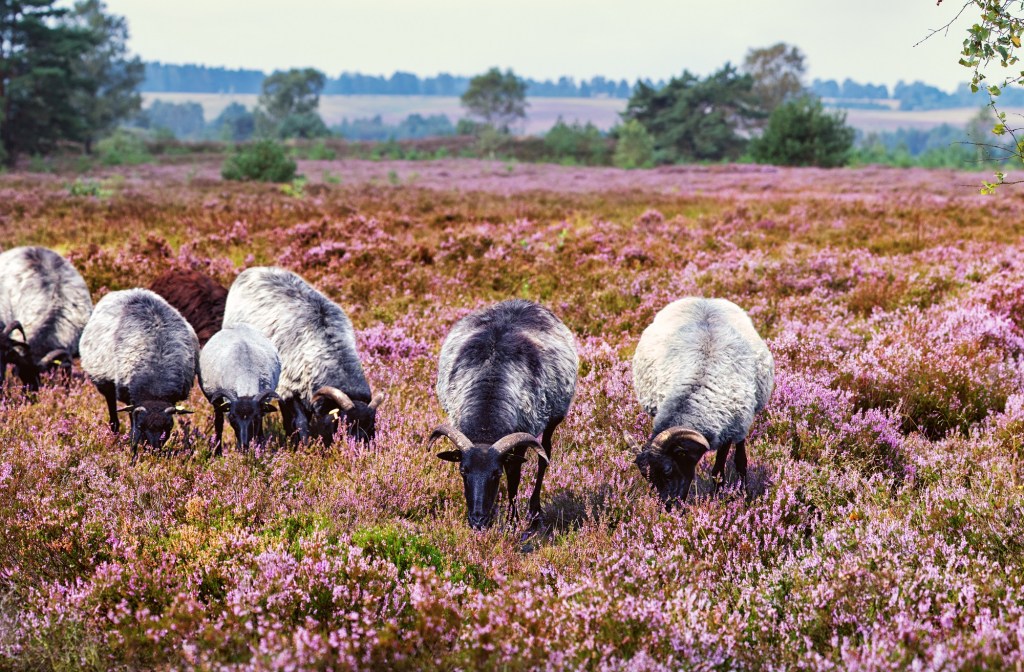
809 78 1024 110
142 62 637 98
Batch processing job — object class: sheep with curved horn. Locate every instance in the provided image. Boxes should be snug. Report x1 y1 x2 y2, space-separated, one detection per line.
631 297 774 509
199 323 282 453
222 267 384 445
430 299 578 531
79 289 199 459
0 247 93 391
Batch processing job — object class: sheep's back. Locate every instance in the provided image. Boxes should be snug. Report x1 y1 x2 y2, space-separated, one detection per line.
80 289 198 403
0 247 93 358
223 267 370 405
437 299 578 440
200 323 281 400
149 269 228 346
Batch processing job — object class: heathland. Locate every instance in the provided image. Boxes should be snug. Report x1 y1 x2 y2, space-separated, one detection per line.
2 159 1024 669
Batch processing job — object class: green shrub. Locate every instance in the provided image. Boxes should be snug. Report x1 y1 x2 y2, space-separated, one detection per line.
749 97 855 168
221 139 297 183
612 120 655 169
96 129 152 166
544 119 610 166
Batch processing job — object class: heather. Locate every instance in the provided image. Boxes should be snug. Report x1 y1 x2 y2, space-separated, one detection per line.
2 161 1024 669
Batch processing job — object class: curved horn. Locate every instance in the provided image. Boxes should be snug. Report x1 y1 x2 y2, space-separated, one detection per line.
3 321 25 342
256 389 280 405
649 427 710 454
312 386 354 412
427 422 473 451
368 391 386 410
39 349 70 367
494 432 547 463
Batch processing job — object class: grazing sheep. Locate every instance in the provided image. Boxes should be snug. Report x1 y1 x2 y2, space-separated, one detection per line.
199 323 281 453
79 289 199 457
0 246 93 390
222 267 383 445
632 297 774 509
149 268 229 346
429 299 578 530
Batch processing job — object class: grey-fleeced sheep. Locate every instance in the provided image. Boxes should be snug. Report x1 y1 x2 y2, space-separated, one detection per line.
430 299 578 530
631 297 774 509
0 246 93 391
199 323 281 453
79 288 199 457
222 267 383 445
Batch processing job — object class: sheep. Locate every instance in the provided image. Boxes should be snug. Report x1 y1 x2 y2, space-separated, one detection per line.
199 323 281 453
148 268 229 346
0 246 93 391
429 299 578 531
79 288 199 457
631 297 774 509
222 267 383 445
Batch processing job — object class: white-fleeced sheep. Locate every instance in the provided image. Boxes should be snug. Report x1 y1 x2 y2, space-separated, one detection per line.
632 297 774 508
222 267 383 445
199 323 281 453
79 288 199 457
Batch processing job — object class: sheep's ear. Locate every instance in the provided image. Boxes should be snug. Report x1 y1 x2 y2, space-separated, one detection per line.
170 405 194 415
116 404 136 414
327 408 341 419
215 397 231 411
436 449 463 463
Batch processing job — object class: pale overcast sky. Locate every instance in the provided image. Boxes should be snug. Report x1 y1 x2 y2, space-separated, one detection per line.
102 1 977 91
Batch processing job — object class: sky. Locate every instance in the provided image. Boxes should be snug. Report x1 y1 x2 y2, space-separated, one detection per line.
102 1 978 92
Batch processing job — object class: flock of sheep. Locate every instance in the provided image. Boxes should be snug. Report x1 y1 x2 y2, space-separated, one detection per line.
0 245 774 529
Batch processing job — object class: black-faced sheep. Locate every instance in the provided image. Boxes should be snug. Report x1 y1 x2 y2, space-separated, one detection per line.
79 288 199 457
632 297 774 509
221 267 383 445
429 299 578 530
148 268 229 347
0 247 93 390
199 323 281 453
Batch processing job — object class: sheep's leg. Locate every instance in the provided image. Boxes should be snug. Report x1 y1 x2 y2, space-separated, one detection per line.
98 382 119 434
734 440 748 484
213 408 225 457
527 416 563 530
711 443 731 490
503 450 524 528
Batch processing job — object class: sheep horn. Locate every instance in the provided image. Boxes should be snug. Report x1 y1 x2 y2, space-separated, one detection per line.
256 389 279 405
39 349 70 367
3 321 25 342
312 386 355 412
368 391 386 410
427 422 473 452
649 427 710 454
494 432 547 463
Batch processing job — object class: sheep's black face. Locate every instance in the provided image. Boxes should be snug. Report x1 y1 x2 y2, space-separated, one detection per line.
635 448 698 511
130 405 176 450
311 400 376 446
437 445 515 530
227 398 264 450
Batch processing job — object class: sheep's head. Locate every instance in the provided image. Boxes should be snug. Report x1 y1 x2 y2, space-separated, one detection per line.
634 427 709 510
215 390 278 450
119 401 193 450
430 422 546 530
311 386 385 445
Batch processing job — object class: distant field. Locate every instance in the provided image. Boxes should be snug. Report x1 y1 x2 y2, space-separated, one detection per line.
142 93 627 134
143 92 1007 135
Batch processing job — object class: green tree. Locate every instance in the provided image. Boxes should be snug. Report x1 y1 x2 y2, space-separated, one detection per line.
212 102 255 142
623 65 764 163
743 42 806 119
461 67 528 132
748 96 855 167
68 0 143 153
544 118 609 165
0 0 95 163
933 1 1024 189
221 139 296 183
612 119 655 169
256 67 329 138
